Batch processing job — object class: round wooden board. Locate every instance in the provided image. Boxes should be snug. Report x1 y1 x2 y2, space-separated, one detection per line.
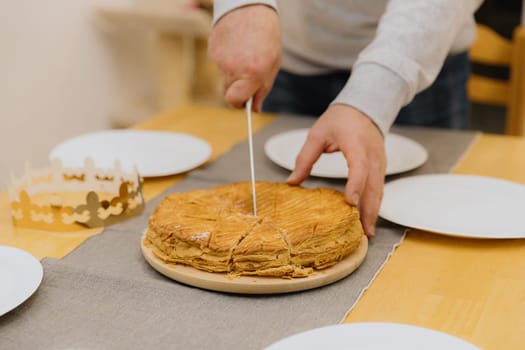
141 233 368 294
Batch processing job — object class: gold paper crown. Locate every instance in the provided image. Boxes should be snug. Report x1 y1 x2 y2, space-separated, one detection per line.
9 158 144 231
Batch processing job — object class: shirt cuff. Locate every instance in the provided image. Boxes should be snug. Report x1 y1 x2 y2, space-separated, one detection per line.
330 62 410 136
213 0 278 25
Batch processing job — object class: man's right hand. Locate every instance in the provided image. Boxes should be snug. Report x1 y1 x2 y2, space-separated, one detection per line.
208 5 281 112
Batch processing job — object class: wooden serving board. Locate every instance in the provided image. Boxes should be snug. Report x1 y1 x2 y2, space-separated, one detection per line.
141 233 368 294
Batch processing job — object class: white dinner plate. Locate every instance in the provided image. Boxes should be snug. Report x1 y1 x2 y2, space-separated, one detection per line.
379 174 525 238
0 246 43 316
49 130 212 177
265 323 480 350
264 129 428 177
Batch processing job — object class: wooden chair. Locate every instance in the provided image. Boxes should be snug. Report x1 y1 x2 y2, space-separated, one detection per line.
468 24 525 135
95 0 221 127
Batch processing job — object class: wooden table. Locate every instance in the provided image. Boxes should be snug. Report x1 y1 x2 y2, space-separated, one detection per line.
2 105 525 349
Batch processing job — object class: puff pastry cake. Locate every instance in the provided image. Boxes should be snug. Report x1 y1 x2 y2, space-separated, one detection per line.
144 182 364 278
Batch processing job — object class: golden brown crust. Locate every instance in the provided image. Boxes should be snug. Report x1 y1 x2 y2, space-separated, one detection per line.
232 218 291 276
146 182 364 277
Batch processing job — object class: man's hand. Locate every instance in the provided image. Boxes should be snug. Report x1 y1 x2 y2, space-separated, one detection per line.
208 5 281 111
287 104 386 237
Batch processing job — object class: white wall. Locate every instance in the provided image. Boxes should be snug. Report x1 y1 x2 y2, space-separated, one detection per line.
0 0 135 188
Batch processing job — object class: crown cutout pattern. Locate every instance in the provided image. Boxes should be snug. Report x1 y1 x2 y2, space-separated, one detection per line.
9 158 144 231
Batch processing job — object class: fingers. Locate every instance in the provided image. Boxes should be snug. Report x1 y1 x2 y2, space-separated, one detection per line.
343 143 385 237
340 142 378 237
358 160 385 237
223 78 269 112
343 150 368 207
287 131 325 185
252 87 269 113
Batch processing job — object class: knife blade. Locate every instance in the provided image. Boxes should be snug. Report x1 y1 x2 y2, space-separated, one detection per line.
246 97 257 216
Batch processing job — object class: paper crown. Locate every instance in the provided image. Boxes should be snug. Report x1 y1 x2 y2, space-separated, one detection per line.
9 158 145 231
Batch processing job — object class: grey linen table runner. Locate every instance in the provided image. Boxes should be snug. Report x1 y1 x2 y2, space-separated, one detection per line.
0 114 478 350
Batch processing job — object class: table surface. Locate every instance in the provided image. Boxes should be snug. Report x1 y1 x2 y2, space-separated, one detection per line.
2 105 525 349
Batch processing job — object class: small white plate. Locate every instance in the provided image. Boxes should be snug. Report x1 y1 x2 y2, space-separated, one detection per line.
379 174 525 238
50 130 212 177
265 323 480 350
0 246 43 316
264 129 427 177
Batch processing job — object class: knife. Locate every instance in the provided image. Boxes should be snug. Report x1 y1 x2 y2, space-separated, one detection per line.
246 97 257 216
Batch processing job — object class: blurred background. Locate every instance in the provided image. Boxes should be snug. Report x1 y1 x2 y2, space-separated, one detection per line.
0 0 523 187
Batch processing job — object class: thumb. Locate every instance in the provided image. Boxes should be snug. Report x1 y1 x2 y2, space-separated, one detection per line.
225 79 260 109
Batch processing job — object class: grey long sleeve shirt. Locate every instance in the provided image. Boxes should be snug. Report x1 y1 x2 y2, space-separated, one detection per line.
213 0 482 134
